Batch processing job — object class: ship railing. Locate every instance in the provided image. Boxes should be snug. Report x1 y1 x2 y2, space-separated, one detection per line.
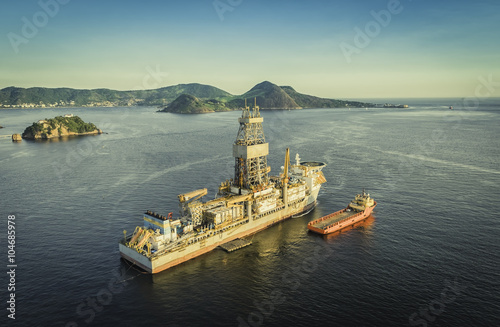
308 208 347 225
151 218 252 257
151 232 194 258
323 211 364 230
120 233 135 245
254 204 286 220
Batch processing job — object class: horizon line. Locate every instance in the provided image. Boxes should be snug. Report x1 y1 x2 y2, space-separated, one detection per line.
1 83 496 101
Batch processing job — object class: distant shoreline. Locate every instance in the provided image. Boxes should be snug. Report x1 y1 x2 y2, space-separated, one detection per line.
0 105 150 110
1 105 393 111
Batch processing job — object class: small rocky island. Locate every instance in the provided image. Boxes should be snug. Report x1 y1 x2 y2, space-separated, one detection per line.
22 115 102 140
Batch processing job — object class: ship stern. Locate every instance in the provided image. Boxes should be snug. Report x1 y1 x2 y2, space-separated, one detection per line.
119 243 153 273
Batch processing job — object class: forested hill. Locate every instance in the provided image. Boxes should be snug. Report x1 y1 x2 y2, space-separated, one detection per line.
0 83 231 108
160 81 376 113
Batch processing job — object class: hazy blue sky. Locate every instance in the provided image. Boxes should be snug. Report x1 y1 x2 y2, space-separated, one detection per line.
1 0 499 98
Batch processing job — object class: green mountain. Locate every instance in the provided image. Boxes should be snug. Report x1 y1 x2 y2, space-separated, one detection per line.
280 85 372 108
160 94 230 114
138 84 232 105
160 81 376 113
0 83 231 107
226 81 300 109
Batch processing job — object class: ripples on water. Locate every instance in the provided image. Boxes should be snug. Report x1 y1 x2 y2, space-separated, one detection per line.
0 100 499 326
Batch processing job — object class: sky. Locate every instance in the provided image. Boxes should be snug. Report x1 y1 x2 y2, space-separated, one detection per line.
1 0 499 99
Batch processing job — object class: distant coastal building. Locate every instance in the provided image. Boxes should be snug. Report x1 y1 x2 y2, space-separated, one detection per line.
0 99 78 109
64 114 74 117
383 103 409 108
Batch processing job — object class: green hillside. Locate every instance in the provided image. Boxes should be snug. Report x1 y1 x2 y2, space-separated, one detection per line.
159 81 376 113
280 86 374 108
158 94 231 114
227 81 300 109
0 83 231 107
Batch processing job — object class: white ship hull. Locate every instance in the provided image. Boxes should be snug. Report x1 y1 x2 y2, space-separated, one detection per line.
120 199 317 273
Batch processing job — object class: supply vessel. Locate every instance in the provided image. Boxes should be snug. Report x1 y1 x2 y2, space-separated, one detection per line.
307 190 376 235
119 102 327 273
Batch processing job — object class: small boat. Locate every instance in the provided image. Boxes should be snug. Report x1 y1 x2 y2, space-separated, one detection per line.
449 106 453 110
308 189 377 235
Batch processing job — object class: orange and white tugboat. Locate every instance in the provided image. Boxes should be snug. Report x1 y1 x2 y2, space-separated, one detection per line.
308 190 376 235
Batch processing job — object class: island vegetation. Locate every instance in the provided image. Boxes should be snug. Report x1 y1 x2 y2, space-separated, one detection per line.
22 115 102 140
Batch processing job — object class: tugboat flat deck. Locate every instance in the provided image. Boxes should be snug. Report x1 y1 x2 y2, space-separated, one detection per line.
311 210 357 229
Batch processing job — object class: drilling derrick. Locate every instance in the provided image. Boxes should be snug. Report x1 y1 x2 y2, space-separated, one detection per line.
233 100 270 190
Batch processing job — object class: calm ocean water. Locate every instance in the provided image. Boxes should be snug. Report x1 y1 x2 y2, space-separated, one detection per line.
1 99 499 327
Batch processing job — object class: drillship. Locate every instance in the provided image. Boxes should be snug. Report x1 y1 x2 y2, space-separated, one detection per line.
119 101 327 273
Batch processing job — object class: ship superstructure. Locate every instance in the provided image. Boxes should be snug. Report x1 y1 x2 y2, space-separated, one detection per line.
119 101 327 273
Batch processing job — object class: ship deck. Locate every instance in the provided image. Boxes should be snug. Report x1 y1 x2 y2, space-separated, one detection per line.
310 210 358 229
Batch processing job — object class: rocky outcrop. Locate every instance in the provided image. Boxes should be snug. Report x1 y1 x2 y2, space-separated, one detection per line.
21 116 102 140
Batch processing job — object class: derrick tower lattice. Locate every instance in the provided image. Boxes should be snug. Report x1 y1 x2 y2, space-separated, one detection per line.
233 100 270 190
